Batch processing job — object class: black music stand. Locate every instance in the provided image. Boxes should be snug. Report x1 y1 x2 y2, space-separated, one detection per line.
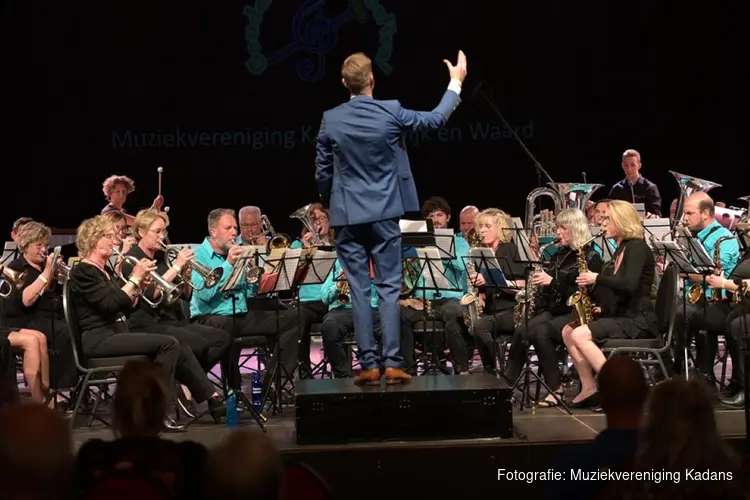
654 239 712 380
255 250 303 413
733 285 750 457
294 249 336 379
506 226 571 414
410 246 463 375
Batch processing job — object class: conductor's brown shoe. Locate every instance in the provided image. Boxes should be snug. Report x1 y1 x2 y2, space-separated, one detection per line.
385 367 412 384
354 368 382 385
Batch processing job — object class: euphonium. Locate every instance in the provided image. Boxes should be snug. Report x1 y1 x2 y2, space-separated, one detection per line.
525 187 563 239
160 242 223 290
567 232 602 327
460 228 485 334
686 235 736 304
513 238 559 328
290 204 325 246
112 248 182 307
0 264 28 298
669 171 722 227
260 215 291 251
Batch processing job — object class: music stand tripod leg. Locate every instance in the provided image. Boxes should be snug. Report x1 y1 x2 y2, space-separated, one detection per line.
510 356 572 415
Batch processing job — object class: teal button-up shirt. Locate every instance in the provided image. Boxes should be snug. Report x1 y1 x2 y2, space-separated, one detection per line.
694 220 740 300
409 234 470 300
290 239 324 303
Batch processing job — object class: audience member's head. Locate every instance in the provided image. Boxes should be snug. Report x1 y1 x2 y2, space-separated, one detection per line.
0 403 73 499
598 355 648 428
113 360 168 437
206 429 283 500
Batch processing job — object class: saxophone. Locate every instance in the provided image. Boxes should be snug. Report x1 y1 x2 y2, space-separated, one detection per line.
460 228 484 334
513 238 559 328
567 232 602 327
687 235 736 304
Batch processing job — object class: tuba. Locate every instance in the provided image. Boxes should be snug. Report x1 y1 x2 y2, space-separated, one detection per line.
686 235 736 304
260 215 291 251
0 264 28 298
548 183 604 212
669 171 721 228
567 231 603 327
112 248 182 307
525 187 563 239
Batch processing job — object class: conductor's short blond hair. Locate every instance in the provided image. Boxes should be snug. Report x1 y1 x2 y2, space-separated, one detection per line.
341 53 372 94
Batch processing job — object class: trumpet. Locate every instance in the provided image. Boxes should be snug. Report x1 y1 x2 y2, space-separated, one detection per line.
260 215 291 251
0 264 27 298
112 248 182 307
335 271 350 305
160 242 223 290
54 261 71 285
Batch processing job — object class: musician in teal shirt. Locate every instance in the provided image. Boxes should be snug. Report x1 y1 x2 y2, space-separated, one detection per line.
401 197 472 374
673 193 741 378
289 205 332 377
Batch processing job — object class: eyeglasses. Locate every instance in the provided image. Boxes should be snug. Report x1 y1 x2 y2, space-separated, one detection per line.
149 229 168 237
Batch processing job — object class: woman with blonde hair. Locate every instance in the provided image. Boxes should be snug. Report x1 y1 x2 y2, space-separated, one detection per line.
460 208 527 373
563 200 657 408
101 174 164 225
503 208 603 406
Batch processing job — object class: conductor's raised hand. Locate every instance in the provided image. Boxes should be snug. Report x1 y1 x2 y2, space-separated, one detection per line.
444 50 467 83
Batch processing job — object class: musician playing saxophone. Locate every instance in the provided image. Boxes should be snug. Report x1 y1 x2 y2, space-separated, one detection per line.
563 201 658 408
121 209 229 420
320 259 414 379
400 197 469 373
672 192 740 376
469 208 527 373
504 209 602 406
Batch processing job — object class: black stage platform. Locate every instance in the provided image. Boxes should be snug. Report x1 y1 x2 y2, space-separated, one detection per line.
70 384 748 498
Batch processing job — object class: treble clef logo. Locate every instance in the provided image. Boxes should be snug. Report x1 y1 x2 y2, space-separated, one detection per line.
243 0 397 82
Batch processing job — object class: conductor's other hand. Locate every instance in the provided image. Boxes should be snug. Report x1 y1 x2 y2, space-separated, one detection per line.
444 50 467 83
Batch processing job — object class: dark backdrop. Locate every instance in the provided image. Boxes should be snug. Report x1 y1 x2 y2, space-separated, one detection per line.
3 0 741 243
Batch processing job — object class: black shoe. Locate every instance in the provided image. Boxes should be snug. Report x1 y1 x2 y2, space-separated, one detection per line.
207 396 226 424
163 415 186 433
718 391 745 408
569 392 600 409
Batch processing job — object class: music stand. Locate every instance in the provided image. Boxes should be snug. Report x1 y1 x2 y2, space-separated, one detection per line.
731 285 750 457
255 248 305 413
213 253 268 431
654 239 713 380
294 248 336 379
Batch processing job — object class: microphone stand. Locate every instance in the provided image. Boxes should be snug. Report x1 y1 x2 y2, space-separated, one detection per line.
475 84 554 186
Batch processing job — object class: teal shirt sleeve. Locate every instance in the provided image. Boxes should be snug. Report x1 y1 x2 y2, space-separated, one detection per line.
290 239 303 250
189 238 249 318
321 259 378 310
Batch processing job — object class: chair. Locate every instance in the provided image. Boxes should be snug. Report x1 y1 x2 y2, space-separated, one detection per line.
601 263 678 382
62 273 148 428
281 458 333 500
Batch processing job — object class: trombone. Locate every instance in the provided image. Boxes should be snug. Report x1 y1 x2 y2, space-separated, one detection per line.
0 264 27 298
159 242 223 290
112 248 182 307
260 215 291 251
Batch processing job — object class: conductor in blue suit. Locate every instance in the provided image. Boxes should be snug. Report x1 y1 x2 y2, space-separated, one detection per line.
315 50 468 384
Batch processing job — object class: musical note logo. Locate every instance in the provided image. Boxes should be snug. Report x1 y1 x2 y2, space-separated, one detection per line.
243 0 397 82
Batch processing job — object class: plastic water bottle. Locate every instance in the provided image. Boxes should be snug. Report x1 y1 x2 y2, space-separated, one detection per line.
226 391 238 429
251 371 263 411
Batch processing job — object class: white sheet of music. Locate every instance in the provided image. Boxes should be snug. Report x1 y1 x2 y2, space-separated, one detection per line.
263 248 301 292
399 219 428 233
433 229 455 259
673 226 714 269
511 219 534 262
416 247 453 290
301 249 336 285
643 218 671 248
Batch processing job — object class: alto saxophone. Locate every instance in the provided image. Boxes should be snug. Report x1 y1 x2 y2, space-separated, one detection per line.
513 239 559 328
567 232 602 327
686 235 736 304
460 228 484 335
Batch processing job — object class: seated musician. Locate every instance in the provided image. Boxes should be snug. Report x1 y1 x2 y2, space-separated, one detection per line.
189 208 301 391
2 221 77 394
401 197 471 373
720 274 750 407
103 211 136 275
122 209 229 419
672 192 740 377
504 209 603 406
591 199 618 257
69 215 186 431
563 200 658 408
321 259 414 378
459 205 479 241
9 217 33 244
101 174 164 226
0 324 50 404
237 206 268 246
290 203 331 378
469 208 527 373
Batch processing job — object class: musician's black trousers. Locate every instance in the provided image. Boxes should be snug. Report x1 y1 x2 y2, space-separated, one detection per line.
297 301 328 378
402 299 468 372
193 309 301 390
726 312 750 388
504 311 571 391
472 309 515 371
673 301 736 378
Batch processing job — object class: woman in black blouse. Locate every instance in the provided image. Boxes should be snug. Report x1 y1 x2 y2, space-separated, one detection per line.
469 208 527 373
563 200 657 407
69 216 183 431
504 208 603 406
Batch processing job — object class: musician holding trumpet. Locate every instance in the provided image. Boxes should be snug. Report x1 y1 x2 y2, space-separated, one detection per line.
2 221 77 395
121 209 229 420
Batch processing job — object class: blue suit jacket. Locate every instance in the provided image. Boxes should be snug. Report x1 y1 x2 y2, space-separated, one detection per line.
315 90 461 227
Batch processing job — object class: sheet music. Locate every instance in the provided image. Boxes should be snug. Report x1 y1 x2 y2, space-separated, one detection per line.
673 226 714 269
221 259 248 292
264 248 301 291
433 229 456 259
632 203 646 218
399 219 428 233
468 247 510 288
654 241 700 274
1 241 18 264
301 249 336 284
511 219 534 263
416 248 453 289
643 218 671 248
